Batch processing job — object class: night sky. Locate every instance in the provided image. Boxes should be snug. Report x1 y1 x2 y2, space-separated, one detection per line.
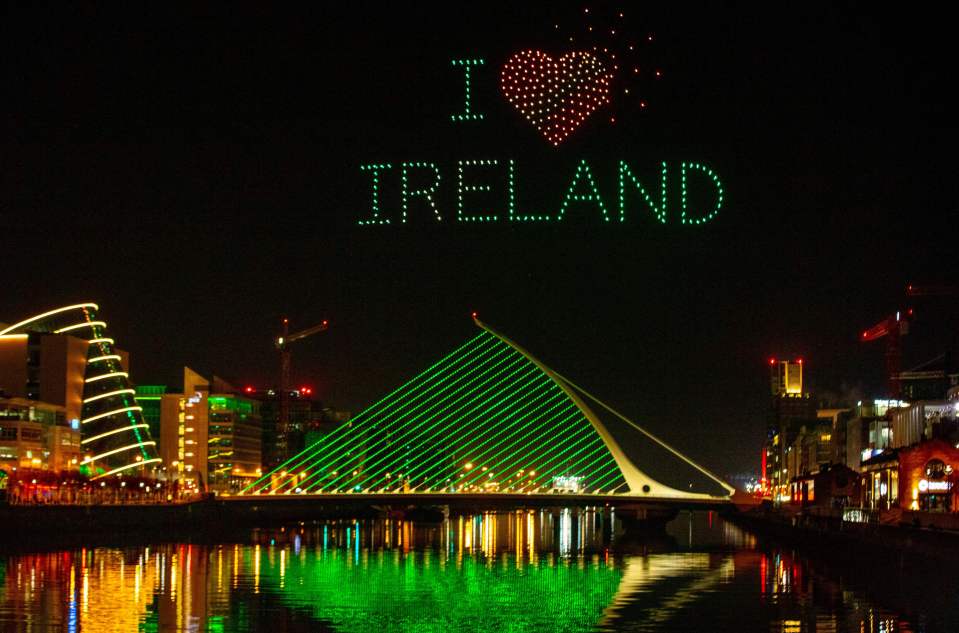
3 3 957 477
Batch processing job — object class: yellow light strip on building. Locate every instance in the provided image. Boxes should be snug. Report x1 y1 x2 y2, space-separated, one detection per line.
81 424 150 445
88 354 122 364
82 405 142 425
92 458 162 480
54 321 107 334
0 334 29 340
0 303 99 336
85 371 129 383
82 441 156 465
88 338 115 345
83 388 135 404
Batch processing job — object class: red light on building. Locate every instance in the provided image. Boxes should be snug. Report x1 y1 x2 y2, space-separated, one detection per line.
796 358 803 365
768 358 776 365
244 386 254 394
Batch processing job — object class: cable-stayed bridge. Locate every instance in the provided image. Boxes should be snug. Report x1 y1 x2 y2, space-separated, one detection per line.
232 318 733 513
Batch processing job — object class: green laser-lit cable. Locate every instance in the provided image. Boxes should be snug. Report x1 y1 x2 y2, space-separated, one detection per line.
316 358 535 492
367 371 558 491
507 420 615 494
463 409 588 491
565 449 622 493
553 372 735 496
285 337 510 492
413 376 568 487
425 396 575 491
520 429 606 489
404 382 563 490
244 331 493 492
280 334 506 491
244 332 495 493
524 440 609 491
587 460 630 493
455 408 584 493
295 342 517 493
458 409 586 493
380 369 558 489
247 332 494 492
454 399 580 488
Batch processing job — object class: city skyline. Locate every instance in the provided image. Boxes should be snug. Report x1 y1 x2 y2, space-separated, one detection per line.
4 3 957 477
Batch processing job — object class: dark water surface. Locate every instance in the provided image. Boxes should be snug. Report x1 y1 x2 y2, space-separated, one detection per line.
1 510 956 632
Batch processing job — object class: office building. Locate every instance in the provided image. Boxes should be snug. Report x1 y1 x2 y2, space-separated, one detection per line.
250 387 349 469
156 368 263 493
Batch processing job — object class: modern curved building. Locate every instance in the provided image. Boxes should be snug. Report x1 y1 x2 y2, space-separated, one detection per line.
0 303 160 478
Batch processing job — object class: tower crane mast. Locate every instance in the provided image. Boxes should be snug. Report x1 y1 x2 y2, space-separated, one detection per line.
275 317 328 463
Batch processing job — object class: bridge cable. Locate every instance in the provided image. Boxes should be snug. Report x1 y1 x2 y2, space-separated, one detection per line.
548 371 735 496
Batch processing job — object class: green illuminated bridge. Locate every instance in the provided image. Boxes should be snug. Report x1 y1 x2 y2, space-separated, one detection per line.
235 318 733 511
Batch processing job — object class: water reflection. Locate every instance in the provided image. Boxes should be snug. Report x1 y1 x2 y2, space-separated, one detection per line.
0 511 952 632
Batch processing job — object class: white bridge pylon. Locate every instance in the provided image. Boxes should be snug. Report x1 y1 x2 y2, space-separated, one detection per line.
475 317 734 500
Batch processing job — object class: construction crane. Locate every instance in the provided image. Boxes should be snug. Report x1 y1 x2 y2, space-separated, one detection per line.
861 309 912 399
862 284 958 399
275 317 328 462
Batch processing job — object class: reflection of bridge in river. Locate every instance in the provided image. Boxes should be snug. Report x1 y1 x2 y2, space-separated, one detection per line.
239 318 733 510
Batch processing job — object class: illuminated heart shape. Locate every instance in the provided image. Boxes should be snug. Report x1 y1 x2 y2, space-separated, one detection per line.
501 50 612 146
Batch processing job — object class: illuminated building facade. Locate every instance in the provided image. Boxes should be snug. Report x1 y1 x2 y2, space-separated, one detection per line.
763 358 816 500
157 368 262 493
251 387 350 469
0 397 81 471
134 384 166 439
0 304 160 478
860 439 959 513
159 369 210 491
208 393 262 492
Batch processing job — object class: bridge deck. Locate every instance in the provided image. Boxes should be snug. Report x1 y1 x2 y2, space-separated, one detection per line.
224 492 730 512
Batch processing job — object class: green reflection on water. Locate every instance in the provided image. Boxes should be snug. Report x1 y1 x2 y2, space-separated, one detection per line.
249 548 621 632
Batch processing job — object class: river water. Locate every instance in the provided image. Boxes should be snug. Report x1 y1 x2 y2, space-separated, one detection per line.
1 510 956 632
